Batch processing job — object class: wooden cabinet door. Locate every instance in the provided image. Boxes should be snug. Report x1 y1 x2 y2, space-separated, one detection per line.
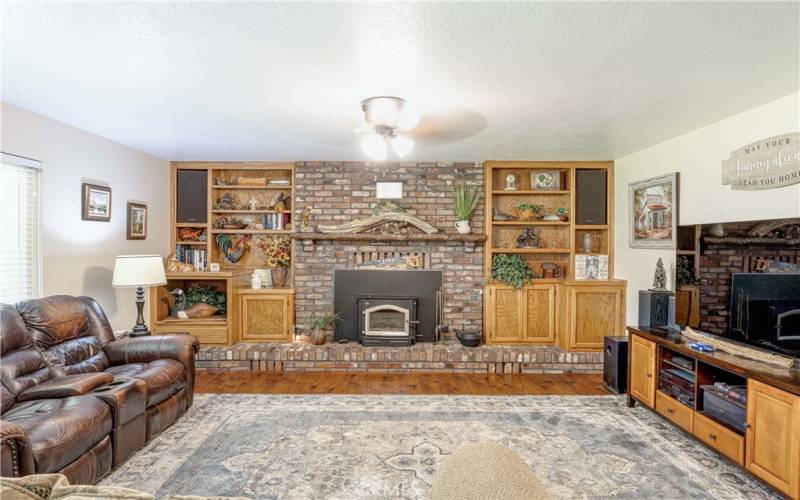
746 379 800 498
486 286 524 342
523 284 556 343
629 335 656 408
240 294 293 341
565 285 624 350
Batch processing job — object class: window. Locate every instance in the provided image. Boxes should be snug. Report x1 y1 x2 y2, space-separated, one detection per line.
1 152 42 303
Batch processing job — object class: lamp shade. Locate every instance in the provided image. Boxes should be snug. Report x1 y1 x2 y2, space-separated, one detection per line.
112 255 167 288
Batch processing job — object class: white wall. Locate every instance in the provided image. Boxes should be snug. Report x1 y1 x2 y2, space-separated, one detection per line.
614 92 800 325
1 102 170 331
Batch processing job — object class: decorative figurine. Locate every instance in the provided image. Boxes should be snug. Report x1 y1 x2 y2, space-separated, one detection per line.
582 233 594 253
516 227 541 248
247 197 258 211
504 173 517 191
166 255 193 273
652 258 668 291
250 270 263 289
492 208 513 221
215 193 236 210
215 234 252 264
302 205 313 231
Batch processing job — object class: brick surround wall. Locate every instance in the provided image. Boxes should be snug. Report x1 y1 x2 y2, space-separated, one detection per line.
293 161 484 335
698 221 800 333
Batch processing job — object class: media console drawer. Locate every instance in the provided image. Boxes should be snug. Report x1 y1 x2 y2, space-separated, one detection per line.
693 412 745 466
656 390 693 433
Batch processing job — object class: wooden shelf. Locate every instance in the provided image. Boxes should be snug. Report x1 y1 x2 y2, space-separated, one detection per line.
291 232 488 243
677 250 697 255
212 209 283 214
492 221 570 226
212 185 291 190
165 270 248 279
491 190 571 195
176 241 207 246
156 316 227 325
575 224 609 230
175 223 208 228
491 248 571 254
211 229 291 235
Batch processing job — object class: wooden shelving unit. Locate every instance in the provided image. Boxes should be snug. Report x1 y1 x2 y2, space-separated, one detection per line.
482 161 625 350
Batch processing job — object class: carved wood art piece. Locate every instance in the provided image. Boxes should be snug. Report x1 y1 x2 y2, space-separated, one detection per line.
747 218 800 239
316 211 439 235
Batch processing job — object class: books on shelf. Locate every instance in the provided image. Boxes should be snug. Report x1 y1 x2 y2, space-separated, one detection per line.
176 245 206 271
267 179 291 186
263 213 291 230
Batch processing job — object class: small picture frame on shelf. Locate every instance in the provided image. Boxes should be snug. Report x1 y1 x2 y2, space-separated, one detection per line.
531 171 561 191
209 263 221 272
126 202 147 240
575 254 609 280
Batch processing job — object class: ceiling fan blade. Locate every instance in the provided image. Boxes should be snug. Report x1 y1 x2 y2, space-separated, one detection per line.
406 106 488 145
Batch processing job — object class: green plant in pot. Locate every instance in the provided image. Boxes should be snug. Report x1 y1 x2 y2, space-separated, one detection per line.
308 312 346 345
452 183 480 234
516 203 542 221
491 254 534 288
676 256 698 288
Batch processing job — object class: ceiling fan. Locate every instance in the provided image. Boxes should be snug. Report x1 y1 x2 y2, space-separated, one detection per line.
356 96 489 160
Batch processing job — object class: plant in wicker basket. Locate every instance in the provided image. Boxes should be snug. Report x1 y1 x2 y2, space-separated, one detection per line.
491 254 534 288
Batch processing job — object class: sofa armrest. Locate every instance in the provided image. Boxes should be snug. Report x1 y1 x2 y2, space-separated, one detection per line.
104 335 199 372
16 373 114 402
1 421 35 477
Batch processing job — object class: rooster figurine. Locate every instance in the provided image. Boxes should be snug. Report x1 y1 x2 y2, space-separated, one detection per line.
215 234 251 264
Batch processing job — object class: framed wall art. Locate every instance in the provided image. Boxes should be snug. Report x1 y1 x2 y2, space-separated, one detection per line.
126 202 147 240
629 172 678 249
531 170 562 191
81 183 112 221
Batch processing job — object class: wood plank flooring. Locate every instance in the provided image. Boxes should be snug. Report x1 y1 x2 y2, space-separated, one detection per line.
196 371 609 395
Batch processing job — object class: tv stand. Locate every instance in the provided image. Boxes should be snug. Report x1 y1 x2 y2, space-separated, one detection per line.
628 326 800 499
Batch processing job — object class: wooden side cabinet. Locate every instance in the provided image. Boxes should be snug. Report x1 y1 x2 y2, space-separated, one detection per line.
562 281 626 350
629 334 657 408
485 285 524 342
238 289 295 342
524 284 556 343
746 379 800 499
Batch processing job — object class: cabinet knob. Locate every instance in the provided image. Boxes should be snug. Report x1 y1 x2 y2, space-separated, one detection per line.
647 373 652 378
666 407 674 414
708 433 717 441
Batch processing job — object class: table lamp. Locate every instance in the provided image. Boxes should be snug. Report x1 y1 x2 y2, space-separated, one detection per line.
112 255 167 337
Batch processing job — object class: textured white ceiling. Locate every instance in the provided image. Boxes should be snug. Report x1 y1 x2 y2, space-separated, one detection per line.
2 2 798 161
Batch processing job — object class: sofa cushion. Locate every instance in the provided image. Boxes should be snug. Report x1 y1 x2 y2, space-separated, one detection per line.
3 396 112 474
106 360 186 407
0 305 53 402
16 296 111 376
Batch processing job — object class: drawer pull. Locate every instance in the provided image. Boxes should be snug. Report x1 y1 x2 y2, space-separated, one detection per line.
666 407 674 414
708 433 717 441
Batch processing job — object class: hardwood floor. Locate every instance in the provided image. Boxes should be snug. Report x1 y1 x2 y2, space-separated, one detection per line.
196 371 609 395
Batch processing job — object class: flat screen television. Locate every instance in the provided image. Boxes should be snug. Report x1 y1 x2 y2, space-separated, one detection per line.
728 273 800 358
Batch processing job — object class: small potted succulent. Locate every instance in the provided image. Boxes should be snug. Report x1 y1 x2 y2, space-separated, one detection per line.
256 236 291 287
516 203 543 221
452 183 480 234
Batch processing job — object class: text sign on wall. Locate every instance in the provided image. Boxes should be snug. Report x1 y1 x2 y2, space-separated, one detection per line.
722 132 800 190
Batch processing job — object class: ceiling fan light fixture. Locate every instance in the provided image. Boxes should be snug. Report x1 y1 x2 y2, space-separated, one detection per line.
390 135 414 158
361 132 388 161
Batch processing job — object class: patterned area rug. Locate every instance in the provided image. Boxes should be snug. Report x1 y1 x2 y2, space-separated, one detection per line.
102 394 777 499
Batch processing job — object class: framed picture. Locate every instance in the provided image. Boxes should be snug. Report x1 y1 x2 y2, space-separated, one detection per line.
81 183 112 221
531 171 561 190
126 202 147 240
629 173 678 249
575 254 608 280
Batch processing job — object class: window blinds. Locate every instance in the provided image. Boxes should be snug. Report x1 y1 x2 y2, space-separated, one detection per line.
0 153 42 303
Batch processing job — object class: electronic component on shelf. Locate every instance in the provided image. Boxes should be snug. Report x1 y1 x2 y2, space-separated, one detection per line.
670 356 694 369
688 342 715 352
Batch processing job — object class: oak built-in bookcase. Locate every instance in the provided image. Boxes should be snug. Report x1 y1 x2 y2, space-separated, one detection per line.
482 161 626 350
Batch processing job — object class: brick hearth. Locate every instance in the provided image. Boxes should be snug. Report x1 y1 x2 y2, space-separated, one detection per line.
195 342 603 374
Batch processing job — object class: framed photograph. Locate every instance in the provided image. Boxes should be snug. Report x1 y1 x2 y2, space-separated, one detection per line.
81 183 112 221
531 171 561 191
126 202 147 240
575 254 608 280
629 173 678 249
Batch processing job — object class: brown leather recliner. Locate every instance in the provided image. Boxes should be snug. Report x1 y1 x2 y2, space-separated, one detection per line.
0 296 199 483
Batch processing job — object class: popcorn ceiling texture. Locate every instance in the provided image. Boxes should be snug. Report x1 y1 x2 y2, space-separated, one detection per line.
293 161 484 335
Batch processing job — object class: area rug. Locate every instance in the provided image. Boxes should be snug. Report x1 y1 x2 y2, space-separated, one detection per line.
102 394 777 499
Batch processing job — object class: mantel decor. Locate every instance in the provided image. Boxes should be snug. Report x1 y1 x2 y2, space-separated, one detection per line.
290 232 487 243
316 211 439 235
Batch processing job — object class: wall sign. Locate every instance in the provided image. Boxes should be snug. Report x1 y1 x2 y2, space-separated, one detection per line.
376 182 403 199
722 132 800 190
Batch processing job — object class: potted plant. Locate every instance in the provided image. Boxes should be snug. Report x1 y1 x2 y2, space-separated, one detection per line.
452 183 479 234
257 236 291 287
516 203 542 221
491 254 534 288
308 311 345 345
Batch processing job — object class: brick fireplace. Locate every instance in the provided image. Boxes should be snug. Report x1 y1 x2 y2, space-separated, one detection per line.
698 219 800 334
292 161 484 338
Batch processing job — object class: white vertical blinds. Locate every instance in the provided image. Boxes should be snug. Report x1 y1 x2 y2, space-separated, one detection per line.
0 153 42 304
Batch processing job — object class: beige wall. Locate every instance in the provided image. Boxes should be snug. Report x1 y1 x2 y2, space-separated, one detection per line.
1 102 170 331
614 92 800 325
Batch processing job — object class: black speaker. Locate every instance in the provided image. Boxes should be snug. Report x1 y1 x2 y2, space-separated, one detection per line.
604 336 628 394
176 170 208 223
638 290 674 327
575 169 607 225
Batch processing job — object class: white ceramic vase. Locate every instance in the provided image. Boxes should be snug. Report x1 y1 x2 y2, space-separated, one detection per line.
455 220 471 234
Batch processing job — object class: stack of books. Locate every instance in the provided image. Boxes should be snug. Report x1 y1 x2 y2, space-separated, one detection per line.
175 245 206 271
263 213 291 230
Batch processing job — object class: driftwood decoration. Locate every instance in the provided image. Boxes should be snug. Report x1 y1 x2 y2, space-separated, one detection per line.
316 212 439 235
747 218 800 238
682 327 797 369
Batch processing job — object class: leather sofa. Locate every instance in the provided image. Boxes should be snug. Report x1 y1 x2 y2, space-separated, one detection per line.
0 295 199 484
